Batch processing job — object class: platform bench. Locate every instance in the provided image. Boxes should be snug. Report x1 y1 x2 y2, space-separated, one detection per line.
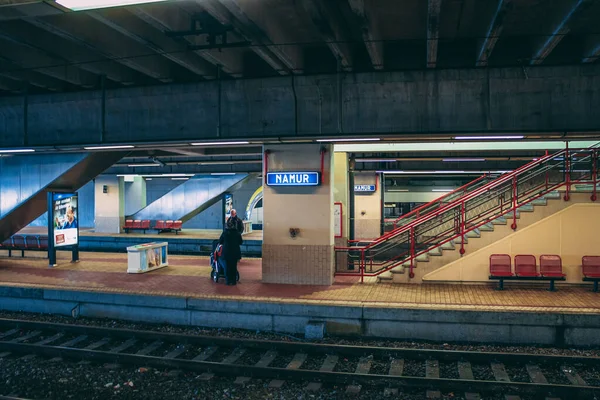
0 235 49 258
123 219 151 234
582 256 600 292
489 254 566 291
155 220 182 235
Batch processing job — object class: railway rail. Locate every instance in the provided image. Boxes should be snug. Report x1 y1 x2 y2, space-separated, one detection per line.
1 318 599 399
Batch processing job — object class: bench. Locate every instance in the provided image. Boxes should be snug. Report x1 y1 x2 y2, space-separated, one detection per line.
582 256 600 292
123 219 151 234
0 235 49 257
155 220 182 234
489 254 566 291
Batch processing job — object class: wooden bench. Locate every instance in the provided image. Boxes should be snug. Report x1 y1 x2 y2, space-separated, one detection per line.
0 235 49 257
489 254 566 291
582 256 600 292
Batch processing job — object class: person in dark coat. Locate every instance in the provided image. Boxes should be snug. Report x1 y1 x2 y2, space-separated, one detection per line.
219 220 243 285
227 209 244 235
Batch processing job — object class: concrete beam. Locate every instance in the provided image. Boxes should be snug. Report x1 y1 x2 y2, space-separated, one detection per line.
1 65 599 148
0 75 22 92
24 15 173 82
0 34 98 88
476 0 512 67
131 4 243 78
347 0 383 70
426 0 442 68
530 0 594 65
0 20 138 85
200 0 301 74
582 34 600 63
87 8 217 79
0 55 63 91
301 0 352 71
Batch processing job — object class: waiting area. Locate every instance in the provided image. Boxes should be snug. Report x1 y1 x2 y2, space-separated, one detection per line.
122 219 183 234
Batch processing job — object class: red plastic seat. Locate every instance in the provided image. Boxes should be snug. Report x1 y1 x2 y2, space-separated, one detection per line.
141 220 151 229
540 255 566 278
133 220 142 229
155 220 166 230
582 256 600 278
172 220 182 230
515 255 540 277
124 220 134 229
490 254 513 277
25 235 39 249
165 220 174 229
38 236 49 250
12 235 26 248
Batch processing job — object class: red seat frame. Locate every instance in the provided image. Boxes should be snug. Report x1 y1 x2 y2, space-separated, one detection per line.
489 254 513 277
540 255 565 278
515 254 539 277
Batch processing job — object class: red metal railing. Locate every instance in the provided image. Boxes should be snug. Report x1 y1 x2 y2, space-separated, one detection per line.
335 145 599 282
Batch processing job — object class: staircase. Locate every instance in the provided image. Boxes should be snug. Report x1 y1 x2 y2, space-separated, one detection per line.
334 145 599 283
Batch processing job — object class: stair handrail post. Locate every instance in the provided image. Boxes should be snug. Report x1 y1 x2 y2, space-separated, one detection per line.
511 176 518 230
565 142 571 201
459 201 466 255
593 149 598 202
409 226 415 279
360 248 365 283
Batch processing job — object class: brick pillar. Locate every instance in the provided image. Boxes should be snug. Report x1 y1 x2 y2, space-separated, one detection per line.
262 144 334 285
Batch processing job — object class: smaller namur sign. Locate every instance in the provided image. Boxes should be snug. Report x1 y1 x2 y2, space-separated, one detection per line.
266 172 320 186
354 184 376 192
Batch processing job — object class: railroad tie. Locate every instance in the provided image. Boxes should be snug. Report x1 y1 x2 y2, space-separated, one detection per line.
109 338 136 353
425 360 441 399
458 361 480 400
0 328 19 340
19 354 37 361
389 358 404 376
504 396 521 400
60 335 88 348
164 345 187 359
491 362 511 382
346 357 373 395
306 354 338 392
526 364 548 384
136 341 163 356
192 346 218 362
269 353 307 389
561 365 587 386
34 333 65 346
84 337 111 350
0 352 11 358
222 348 246 364
10 330 41 343
255 350 278 368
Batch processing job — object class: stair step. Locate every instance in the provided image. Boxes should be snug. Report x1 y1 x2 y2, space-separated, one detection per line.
479 223 495 232
531 198 547 206
416 254 429 262
545 191 561 199
378 272 393 281
428 247 443 256
391 266 405 274
492 217 507 225
505 211 520 218
440 241 455 250
518 204 534 212
465 229 481 238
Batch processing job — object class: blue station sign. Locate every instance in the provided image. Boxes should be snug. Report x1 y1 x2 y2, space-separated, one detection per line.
354 184 376 192
266 172 320 186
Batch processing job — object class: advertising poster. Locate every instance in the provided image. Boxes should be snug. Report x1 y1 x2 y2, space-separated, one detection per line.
224 193 233 224
53 193 79 247
146 247 161 269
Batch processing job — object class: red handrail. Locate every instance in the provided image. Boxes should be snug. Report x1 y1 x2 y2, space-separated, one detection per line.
391 173 489 227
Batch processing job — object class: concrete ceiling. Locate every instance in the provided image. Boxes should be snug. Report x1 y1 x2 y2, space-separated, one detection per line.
0 0 598 95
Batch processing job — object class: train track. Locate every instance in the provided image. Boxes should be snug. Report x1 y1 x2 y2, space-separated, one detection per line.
1 318 599 399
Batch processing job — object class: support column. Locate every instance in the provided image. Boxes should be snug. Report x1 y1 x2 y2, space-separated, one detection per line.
333 152 349 272
124 176 147 216
262 144 334 285
353 173 382 240
94 175 124 234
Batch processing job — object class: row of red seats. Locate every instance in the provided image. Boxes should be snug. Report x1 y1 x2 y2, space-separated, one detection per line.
0 235 49 257
490 254 600 291
123 219 183 234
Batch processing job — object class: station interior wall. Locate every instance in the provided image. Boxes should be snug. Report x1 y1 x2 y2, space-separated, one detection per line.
423 203 600 283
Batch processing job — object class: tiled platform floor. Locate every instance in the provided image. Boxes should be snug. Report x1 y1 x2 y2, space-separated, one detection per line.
1 252 600 314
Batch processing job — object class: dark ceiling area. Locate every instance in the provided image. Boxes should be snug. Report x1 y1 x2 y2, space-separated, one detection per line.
0 0 598 96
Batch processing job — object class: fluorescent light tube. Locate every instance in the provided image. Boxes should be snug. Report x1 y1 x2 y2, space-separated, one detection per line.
387 189 409 192
211 173 236 175
190 141 249 146
84 145 135 150
0 149 35 153
127 163 161 167
442 158 486 162
454 136 524 140
432 189 453 192
145 178 152 181
141 173 194 178
172 177 190 180
56 0 168 11
316 138 380 142
355 159 396 162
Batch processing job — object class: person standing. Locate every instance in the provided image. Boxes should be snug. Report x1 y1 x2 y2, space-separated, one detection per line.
219 220 243 285
227 208 244 235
